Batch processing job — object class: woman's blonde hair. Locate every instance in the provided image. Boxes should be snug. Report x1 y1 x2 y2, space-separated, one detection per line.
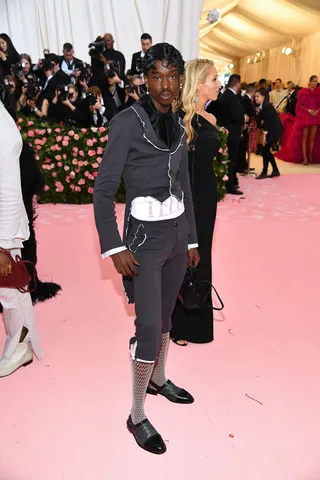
182 59 215 145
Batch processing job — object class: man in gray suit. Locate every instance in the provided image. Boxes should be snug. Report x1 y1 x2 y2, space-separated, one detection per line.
94 43 199 455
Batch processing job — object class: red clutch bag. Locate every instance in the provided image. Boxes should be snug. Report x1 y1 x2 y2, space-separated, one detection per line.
0 248 36 293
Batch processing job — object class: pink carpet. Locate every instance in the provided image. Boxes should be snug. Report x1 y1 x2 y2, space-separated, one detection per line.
1 174 320 480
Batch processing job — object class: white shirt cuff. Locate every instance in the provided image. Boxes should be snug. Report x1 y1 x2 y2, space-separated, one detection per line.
188 243 198 250
99 106 106 115
263 131 268 134
102 246 127 258
119 81 124 89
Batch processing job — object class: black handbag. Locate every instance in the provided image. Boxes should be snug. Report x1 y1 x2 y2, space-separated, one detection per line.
178 266 224 311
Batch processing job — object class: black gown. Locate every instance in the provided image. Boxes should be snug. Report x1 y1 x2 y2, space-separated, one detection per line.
170 114 220 343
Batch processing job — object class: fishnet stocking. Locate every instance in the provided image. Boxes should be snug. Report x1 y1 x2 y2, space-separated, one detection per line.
131 360 154 425
150 333 169 388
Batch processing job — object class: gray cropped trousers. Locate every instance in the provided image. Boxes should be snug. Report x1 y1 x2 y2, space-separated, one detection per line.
127 213 189 363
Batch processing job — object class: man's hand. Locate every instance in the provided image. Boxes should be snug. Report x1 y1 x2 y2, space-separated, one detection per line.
111 250 140 277
79 79 88 91
0 252 12 278
109 73 122 85
129 91 140 102
90 101 103 111
244 114 249 123
187 248 200 267
99 53 107 64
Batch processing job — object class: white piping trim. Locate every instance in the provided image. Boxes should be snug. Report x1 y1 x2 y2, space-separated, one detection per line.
128 223 146 253
130 341 155 363
130 105 185 203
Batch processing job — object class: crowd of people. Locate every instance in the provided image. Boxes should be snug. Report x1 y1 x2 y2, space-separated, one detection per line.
0 32 153 128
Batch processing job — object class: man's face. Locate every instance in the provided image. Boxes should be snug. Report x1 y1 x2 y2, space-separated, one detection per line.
146 60 179 113
105 35 114 50
141 39 152 54
275 79 282 89
63 49 74 62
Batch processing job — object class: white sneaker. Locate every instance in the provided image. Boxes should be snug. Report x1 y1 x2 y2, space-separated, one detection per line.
0 342 33 377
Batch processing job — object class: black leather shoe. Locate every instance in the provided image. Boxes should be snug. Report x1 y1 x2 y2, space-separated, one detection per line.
268 171 280 178
147 379 194 404
127 416 166 455
256 172 268 180
227 186 243 195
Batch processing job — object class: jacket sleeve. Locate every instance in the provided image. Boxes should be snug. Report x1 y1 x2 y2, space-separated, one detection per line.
93 109 132 255
179 138 198 246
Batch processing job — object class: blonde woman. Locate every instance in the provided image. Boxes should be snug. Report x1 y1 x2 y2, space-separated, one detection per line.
170 59 221 346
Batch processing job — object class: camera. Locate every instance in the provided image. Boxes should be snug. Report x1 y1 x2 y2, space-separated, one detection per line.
12 62 26 78
23 75 42 100
83 91 97 107
43 49 50 59
75 62 92 82
104 60 120 79
126 85 138 95
88 37 106 57
0 78 12 97
57 85 69 101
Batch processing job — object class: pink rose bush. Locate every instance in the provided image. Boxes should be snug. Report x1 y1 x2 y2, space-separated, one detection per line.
26 117 250 201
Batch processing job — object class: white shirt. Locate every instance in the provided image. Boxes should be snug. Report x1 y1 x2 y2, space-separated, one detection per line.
61 58 75 75
43 74 53 91
0 101 29 249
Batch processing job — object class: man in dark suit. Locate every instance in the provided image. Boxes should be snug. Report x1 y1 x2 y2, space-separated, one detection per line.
130 33 152 75
59 42 82 78
237 83 256 173
218 74 245 195
39 54 70 102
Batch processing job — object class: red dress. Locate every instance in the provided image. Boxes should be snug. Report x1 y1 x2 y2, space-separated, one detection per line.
275 87 320 164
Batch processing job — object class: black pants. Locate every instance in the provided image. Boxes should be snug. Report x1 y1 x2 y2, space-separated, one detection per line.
227 136 241 188
237 130 249 173
262 143 279 173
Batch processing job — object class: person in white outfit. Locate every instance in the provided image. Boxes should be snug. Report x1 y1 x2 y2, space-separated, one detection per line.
0 99 43 377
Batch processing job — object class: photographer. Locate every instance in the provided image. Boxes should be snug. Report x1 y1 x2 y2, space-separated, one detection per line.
104 63 127 113
0 33 20 77
17 78 47 119
39 54 69 101
60 42 82 78
90 34 126 80
45 83 87 125
124 74 145 108
11 54 33 88
85 86 112 127
75 63 94 96
130 33 152 75
0 74 18 118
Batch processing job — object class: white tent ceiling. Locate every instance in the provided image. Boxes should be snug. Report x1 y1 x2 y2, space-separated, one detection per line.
200 0 320 67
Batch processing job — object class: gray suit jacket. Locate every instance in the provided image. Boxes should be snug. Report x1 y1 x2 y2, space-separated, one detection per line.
93 103 197 254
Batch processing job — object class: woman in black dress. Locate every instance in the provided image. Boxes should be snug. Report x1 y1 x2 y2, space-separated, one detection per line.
0 34 20 77
170 59 221 346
